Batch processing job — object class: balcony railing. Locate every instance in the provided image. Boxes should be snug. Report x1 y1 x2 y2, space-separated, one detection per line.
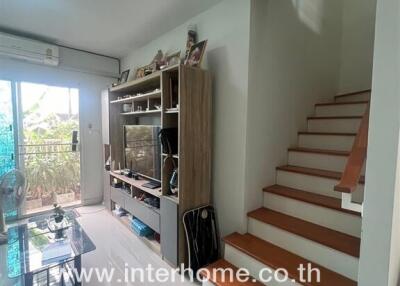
18 142 81 214
18 142 80 155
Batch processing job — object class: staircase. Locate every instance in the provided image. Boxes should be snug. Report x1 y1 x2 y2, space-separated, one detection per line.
202 90 371 285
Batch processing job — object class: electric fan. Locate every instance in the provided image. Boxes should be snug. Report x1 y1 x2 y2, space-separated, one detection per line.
0 169 26 244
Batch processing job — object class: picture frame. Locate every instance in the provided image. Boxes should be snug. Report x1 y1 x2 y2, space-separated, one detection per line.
119 70 130 84
184 40 207 67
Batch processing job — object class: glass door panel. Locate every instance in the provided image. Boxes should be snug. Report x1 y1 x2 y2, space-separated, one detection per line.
0 80 17 220
18 82 81 215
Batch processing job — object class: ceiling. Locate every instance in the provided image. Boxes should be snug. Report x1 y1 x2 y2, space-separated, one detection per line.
0 0 221 58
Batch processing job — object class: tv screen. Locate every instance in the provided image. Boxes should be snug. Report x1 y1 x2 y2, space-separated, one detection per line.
124 125 161 181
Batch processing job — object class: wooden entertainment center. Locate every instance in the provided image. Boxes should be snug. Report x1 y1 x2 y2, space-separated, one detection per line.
102 64 212 266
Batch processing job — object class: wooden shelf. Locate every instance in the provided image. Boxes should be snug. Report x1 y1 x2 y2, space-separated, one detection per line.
120 110 161 116
110 90 161 104
110 171 162 197
110 72 161 93
165 108 179 114
113 213 161 254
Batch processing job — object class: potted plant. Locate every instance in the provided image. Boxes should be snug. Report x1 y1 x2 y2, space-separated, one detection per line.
48 203 69 240
53 203 65 223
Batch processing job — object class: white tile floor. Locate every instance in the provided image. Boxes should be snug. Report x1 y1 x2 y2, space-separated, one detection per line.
75 205 196 285
0 205 198 286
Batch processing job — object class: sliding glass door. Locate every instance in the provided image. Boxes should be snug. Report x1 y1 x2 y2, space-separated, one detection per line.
0 80 17 220
17 82 81 215
0 80 81 218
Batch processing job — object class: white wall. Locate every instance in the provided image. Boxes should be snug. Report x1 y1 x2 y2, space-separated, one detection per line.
358 0 400 284
244 0 344 219
122 0 252 236
0 47 118 206
338 0 376 94
121 0 377 238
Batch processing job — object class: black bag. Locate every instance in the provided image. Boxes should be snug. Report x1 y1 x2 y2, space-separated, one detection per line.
183 205 220 274
158 128 178 155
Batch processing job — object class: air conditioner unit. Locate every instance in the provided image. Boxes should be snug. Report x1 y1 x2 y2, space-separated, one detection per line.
0 33 59 66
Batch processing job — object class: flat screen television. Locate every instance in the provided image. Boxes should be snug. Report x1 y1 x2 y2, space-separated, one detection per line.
124 125 161 181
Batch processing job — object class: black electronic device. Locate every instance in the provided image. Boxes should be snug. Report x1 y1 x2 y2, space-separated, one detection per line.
158 128 178 155
124 125 162 181
142 181 161 189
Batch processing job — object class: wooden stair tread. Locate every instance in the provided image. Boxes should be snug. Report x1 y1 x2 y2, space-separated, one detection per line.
276 165 365 184
248 208 360 257
298 132 356 136
315 100 369 106
335 89 371 100
200 259 264 285
224 233 357 286
308 116 363 120
288 147 349 156
263 184 361 216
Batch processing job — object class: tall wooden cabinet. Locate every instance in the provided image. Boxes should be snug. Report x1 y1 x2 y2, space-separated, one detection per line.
102 65 212 266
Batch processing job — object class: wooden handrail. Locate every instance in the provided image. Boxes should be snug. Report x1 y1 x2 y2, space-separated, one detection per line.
335 104 370 193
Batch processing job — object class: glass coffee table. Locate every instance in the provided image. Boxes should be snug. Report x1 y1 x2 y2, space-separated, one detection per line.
6 213 95 286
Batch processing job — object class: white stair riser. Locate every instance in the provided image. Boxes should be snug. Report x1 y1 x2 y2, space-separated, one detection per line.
335 92 370 102
288 152 367 175
263 192 362 237
298 134 355 151
224 244 302 286
276 170 364 200
308 118 361 133
288 152 346 173
315 103 367 117
248 219 359 281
